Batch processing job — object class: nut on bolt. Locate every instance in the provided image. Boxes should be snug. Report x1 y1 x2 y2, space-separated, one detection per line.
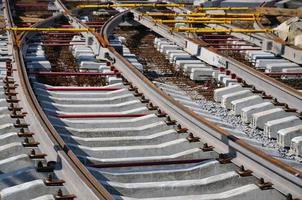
156 108 166 117
236 165 252 177
256 177 273 190
186 133 200 143
201 143 214 152
176 124 187 133
147 102 158 110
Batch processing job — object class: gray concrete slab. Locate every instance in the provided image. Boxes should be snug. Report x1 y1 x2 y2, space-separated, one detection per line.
252 108 293 129
231 95 264 115
214 85 244 102
278 125 302 147
241 102 275 123
264 116 302 139
221 90 253 109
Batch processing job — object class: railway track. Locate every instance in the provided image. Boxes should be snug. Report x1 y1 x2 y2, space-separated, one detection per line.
0 0 301 199
129 5 302 112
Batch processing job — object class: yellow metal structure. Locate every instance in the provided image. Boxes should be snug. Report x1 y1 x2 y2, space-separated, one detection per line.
154 19 232 24
141 13 261 18
4 27 95 32
171 27 273 33
141 13 207 17
197 7 249 11
77 3 186 8
187 17 260 21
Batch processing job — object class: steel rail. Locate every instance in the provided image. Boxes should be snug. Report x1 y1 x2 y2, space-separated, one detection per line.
4 0 113 199
10 0 302 198
99 10 302 198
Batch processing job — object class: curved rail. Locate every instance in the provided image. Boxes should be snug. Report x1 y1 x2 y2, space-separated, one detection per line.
7 0 302 197
133 9 302 113
4 0 113 199
99 10 302 198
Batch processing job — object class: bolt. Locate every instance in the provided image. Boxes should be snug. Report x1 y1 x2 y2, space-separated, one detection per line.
30 149 35 155
273 98 278 104
24 137 29 144
166 116 171 122
259 177 265 184
157 108 162 114
37 161 43 168
47 173 53 182
20 128 25 133
9 103 14 110
57 189 63 197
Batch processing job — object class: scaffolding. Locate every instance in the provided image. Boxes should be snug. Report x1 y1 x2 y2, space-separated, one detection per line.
170 27 273 33
77 3 186 8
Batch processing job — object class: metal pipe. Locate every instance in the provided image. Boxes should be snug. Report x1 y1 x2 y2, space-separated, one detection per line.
78 3 186 8
3 27 95 32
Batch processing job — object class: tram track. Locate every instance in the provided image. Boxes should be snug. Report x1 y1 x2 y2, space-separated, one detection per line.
2 0 302 199
57 0 302 197
3 0 113 199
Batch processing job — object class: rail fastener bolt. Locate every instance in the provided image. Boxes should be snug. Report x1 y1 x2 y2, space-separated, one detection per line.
17 128 34 137
176 124 188 133
165 116 176 125
201 143 214 152
147 102 158 110
55 188 76 200
36 161 56 173
156 108 166 117
186 133 200 143
44 174 65 186
241 80 252 88
140 95 149 103
251 86 262 94
218 153 233 164
256 177 273 190
29 149 46 159
22 137 39 147
236 165 253 177
14 118 29 128
261 91 273 100
133 88 143 97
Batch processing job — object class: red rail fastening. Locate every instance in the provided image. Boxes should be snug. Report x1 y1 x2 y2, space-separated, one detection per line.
236 77 242 83
217 48 261 51
31 71 120 76
201 34 233 38
56 113 147 118
231 73 236 79
47 87 121 91
42 44 73 47
203 39 243 42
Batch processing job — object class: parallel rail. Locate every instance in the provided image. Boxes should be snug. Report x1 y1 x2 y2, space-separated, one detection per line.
6 0 302 198
99 9 302 198
4 0 113 199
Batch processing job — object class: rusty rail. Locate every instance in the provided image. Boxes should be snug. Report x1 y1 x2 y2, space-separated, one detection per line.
99 9 302 198
4 0 114 199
